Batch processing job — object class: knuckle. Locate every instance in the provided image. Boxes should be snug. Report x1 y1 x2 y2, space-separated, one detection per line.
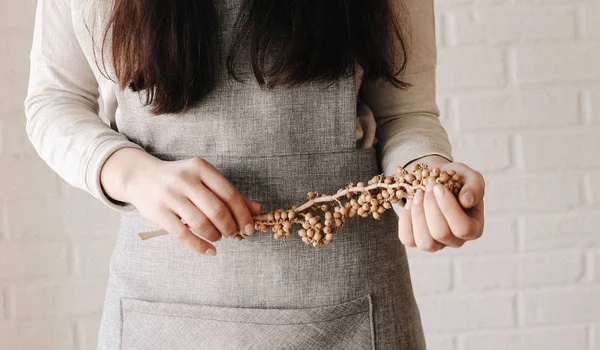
454 240 466 248
398 233 416 247
174 167 189 179
401 238 416 248
455 226 476 240
191 157 208 168
204 230 222 242
163 184 181 198
473 228 484 239
476 170 484 181
209 203 228 219
171 227 189 240
221 186 239 202
224 226 239 237
418 239 439 253
430 229 452 243
186 216 207 231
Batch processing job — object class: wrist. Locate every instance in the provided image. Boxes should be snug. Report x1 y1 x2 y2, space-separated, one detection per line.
406 154 452 170
100 147 158 203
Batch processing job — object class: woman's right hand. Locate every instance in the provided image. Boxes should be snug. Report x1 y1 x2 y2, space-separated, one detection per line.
100 147 262 256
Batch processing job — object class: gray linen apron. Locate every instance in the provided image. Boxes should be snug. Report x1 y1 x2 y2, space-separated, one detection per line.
96 1 426 349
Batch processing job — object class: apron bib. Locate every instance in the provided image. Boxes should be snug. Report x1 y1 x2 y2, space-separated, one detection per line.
96 1 426 348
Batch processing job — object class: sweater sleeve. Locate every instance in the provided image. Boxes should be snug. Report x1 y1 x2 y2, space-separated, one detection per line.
358 0 454 178
24 0 145 212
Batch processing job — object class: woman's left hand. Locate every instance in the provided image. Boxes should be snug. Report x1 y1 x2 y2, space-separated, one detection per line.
398 155 485 252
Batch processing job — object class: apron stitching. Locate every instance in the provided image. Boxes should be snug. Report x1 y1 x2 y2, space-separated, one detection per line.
122 309 370 326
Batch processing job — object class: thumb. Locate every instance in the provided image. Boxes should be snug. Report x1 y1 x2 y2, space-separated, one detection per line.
457 169 485 209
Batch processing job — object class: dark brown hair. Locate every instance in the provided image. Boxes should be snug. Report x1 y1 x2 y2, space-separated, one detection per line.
102 0 410 115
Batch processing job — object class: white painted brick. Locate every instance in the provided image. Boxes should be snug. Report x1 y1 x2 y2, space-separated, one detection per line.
57 190 121 238
0 243 69 280
417 294 515 332
0 289 4 318
0 110 39 159
451 133 511 171
2 197 65 240
586 171 600 204
437 48 505 90
592 323 600 350
0 27 32 113
426 334 455 350
520 252 584 287
519 130 600 170
0 321 75 350
0 117 3 158
459 326 587 350
0 158 61 200
449 215 517 254
448 7 576 45
73 241 115 277
516 43 600 84
10 281 107 319
485 172 579 213
583 3 600 39
589 89 600 125
454 257 518 291
408 215 518 258
521 286 600 326
455 90 579 131
435 11 446 48
593 252 600 282
475 0 503 5
0 0 36 29
76 315 102 350
408 258 452 294
436 0 473 7
521 211 600 251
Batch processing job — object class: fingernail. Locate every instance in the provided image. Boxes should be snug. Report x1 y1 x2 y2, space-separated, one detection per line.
245 223 255 236
205 248 216 256
462 192 474 207
426 181 435 192
413 190 423 204
434 184 445 198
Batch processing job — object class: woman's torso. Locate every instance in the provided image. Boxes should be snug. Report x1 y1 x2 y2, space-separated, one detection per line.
71 1 425 348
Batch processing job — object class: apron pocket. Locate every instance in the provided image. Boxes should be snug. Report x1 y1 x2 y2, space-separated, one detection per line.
120 294 375 350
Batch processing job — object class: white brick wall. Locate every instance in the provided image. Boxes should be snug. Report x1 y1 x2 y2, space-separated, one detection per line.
0 1 598 349
408 1 600 349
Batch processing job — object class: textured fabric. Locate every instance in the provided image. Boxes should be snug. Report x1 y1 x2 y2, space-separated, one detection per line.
120 296 374 349
24 0 453 214
99 150 426 349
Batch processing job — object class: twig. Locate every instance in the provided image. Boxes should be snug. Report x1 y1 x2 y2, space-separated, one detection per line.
138 163 463 247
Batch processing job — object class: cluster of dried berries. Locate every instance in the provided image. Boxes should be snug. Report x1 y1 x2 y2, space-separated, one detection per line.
234 163 463 247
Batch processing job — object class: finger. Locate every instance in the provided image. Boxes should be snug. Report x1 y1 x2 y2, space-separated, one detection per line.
423 181 465 248
411 189 444 252
171 198 222 243
185 182 240 238
457 168 485 209
161 211 217 256
434 184 484 241
244 197 263 217
398 199 416 247
194 161 255 236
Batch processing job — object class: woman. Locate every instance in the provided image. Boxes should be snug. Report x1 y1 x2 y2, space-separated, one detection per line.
25 0 485 348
